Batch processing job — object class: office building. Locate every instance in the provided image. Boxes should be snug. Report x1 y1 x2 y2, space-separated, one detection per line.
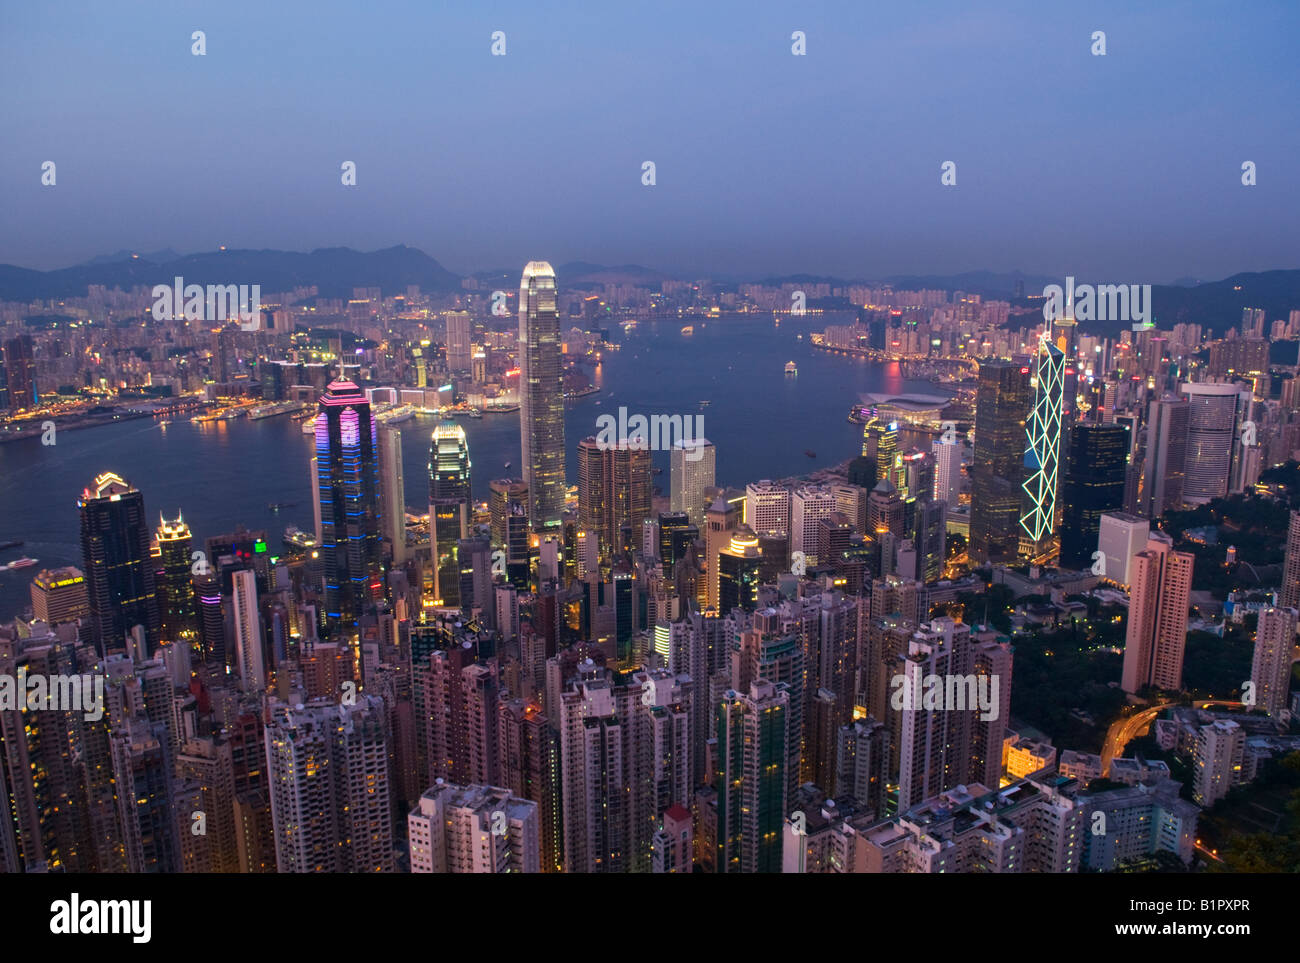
377 425 407 566
316 378 383 635
1096 512 1149 589
519 261 565 532
79 471 161 655
445 310 473 373
429 421 472 606
670 437 715 528
1020 333 1066 562
1059 423 1129 569
29 566 90 626
155 513 197 645
577 437 652 558
970 361 1031 564
1178 382 1242 504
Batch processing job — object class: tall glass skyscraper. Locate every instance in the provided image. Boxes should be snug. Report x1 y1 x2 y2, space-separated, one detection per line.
1059 423 1130 569
429 421 471 607
969 361 1031 565
316 378 383 635
1020 333 1066 561
78 471 161 656
518 261 565 532
156 512 198 646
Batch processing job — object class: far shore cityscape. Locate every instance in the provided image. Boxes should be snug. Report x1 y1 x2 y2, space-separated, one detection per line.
2 254 1298 877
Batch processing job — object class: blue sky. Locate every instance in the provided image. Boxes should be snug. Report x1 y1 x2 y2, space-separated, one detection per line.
2 0 1297 281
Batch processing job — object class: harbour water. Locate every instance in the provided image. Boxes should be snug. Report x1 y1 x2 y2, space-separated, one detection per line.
0 313 944 617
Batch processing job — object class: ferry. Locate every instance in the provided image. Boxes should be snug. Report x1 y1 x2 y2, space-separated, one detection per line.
785 361 798 376
302 415 318 435
681 325 694 336
0 557 38 572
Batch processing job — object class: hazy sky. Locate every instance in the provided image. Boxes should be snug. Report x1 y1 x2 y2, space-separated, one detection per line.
2 0 1298 282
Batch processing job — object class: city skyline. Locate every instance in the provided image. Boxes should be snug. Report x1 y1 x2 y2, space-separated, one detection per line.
3 2 1300 897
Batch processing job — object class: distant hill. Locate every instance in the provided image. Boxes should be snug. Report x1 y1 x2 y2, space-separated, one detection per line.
0 245 463 301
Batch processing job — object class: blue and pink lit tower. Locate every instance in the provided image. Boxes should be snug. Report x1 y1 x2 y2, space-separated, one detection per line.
315 378 383 636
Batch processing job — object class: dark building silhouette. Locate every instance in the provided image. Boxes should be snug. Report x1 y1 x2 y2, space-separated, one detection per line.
78 472 161 655
1060 423 1131 569
969 361 1031 565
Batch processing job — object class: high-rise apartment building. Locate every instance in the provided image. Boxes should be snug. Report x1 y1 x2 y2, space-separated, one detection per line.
408 781 540 873
1121 534 1194 693
577 437 652 558
717 679 789 874
1251 607 1297 719
264 697 394 872
1281 510 1300 610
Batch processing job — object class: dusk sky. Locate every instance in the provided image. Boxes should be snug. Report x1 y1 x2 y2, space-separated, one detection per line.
3 0 1298 281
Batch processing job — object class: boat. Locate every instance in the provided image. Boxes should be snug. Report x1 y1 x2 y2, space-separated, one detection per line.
785 361 798 376
1 557 38 571
302 415 318 435
796 333 804 340
268 502 298 512
804 450 816 459
681 325 694 336
699 400 711 408
0 540 23 551
503 462 511 469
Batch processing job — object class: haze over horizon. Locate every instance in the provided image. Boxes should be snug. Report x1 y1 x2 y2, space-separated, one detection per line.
3 0 1298 280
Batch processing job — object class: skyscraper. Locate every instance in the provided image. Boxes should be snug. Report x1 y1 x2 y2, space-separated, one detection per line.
316 378 383 635
1121 534 1194 694
429 421 471 607
265 697 394 873
1282 511 1300 610
670 437 715 528
970 361 1031 565
445 310 473 373
1020 333 1066 562
1059 423 1129 569
377 425 407 566
717 679 789 874
79 471 161 655
716 530 763 614
518 261 565 532
577 437 652 559
1251 607 1297 719
156 513 197 646
2 334 37 411
1140 395 1189 517
1178 382 1241 505
231 568 265 692
932 437 961 510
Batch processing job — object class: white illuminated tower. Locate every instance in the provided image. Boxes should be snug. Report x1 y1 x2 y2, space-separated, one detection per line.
518 261 565 532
